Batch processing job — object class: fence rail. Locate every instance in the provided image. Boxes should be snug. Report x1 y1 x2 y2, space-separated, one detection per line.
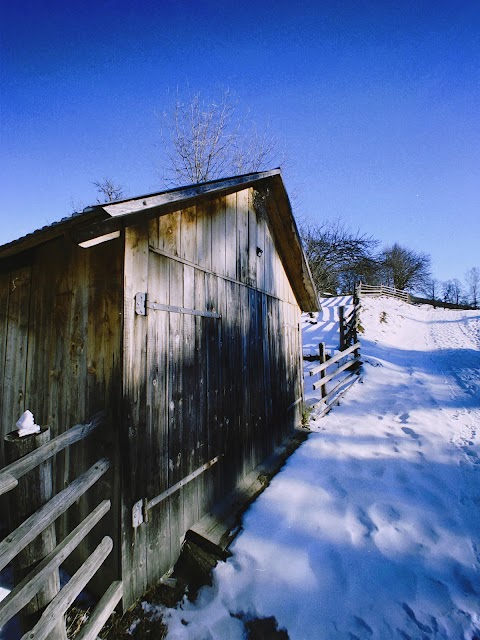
306 300 362 419
357 283 411 303
0 412 122 639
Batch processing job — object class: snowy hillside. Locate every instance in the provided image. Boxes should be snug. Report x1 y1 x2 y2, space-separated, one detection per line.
162 296 480 640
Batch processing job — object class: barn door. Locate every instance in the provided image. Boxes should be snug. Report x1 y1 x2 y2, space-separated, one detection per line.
136 250 222 582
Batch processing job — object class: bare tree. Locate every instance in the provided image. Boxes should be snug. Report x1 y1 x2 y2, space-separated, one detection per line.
422 278 440 305
301 221 379 294
380 243 431 292
93 178 125 203
465 266 480 308
159 88 281 186
452 278 463 305
442 280 456 303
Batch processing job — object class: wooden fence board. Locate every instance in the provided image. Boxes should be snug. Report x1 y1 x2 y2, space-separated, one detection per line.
74 580 123 640
19 537 113 640
0 413 104 489
0 457 109 572
0 500 110 627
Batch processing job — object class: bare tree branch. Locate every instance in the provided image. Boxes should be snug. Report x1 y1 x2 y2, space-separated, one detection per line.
93 178 125 203
159 87 282 186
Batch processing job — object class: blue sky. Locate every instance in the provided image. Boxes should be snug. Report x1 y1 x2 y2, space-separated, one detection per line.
1 0 479 283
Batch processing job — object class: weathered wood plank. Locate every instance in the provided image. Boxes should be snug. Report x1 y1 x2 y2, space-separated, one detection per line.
247 189 257 288
196 199 212 271
211 196 226 276
236 189 249 284
74 580 123 640
239 285 251 477
145 246 171 586
0 457 109 573
194 269 207 517
0 413 104 486
180 205 197 262
0 473 17 496
159 211 181 256
312 356 361 390
315 373 361 418
182 263 198 531
4 427 65 639
168 257 185 566
224 193 237 280
19 537 113 640
309 342 361 376
255 206 266 293
0 501 110 628
23 243 62 443
264 223 274 296
2 266 31 447
204 271 219 508
122 223 149 606
0 270 10 469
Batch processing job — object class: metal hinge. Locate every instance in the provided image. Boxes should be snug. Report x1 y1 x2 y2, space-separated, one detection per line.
135 292 221 319
135 292 147 315
132 455 221 528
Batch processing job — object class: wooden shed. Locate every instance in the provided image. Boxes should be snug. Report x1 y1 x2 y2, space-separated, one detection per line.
0 169 318 609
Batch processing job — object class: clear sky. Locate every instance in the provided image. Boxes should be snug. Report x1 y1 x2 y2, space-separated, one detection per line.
1 0 479 283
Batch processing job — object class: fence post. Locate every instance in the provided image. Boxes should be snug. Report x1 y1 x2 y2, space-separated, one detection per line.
354 283 361 305
319 343 327 399
352 304 358 347
339 306 345 351
4 427 67 640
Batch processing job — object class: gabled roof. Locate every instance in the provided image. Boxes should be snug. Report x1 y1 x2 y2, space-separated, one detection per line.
0 170 319 311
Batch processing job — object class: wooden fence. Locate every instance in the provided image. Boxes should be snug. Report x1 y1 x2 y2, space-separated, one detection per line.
357 283 411 303
308 301 362 418
0 413 122 640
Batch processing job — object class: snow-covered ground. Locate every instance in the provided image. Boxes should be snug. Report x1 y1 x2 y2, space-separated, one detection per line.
162 296 480 639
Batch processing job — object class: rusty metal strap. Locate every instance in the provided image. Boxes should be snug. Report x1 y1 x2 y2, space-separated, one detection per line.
135 292 221 318
132 455 221 528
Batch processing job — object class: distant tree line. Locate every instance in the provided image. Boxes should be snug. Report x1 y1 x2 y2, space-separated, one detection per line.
301 222 479 308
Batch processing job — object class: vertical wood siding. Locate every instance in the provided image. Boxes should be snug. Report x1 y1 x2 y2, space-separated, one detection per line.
122 187 303 605
0 237 123 590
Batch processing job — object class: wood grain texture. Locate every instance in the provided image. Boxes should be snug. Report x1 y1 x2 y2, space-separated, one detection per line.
0 500 110 628
19 537 113 640
0 457 109 573
2 266 31 448
121 223 149 606
74 580 123 640
4 428 65 639
0 271 11 470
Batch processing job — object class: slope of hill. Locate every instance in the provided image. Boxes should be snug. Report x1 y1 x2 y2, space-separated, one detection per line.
160 296 480 639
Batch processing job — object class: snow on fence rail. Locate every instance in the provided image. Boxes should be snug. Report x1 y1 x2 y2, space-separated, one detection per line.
306 301 362 419
0 412 122 640
358 283 411 303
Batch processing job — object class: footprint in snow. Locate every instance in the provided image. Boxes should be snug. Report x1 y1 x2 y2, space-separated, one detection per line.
398 412 410 423
329 477 348 499
353 616 373 635
402 426 420 440
401 603 432 634
355 507 378 538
